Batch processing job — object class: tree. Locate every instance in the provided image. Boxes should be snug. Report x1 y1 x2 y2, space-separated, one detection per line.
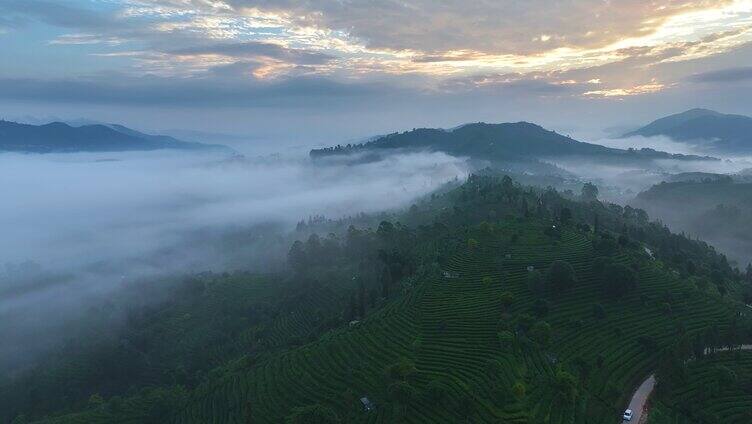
244 400 254 423
498 330 515 352
593 236 618 256
286 404 340 424
554 370 578 402
346 293 357 321
602 263 638 298
530 321 552 346
593 213 600 233
456 394 475 419
637 335 659 353
377 220 395 240
572 356 592 384
560 208 572 225
500 291 515 310
502 175 514 190
581 182 599 202
339 390 358 421
714 365 736 386
388 381 415 415
387 358 416 381
358 279 366 319
527 270 546 296
380 264 392 299
532 299 549 317
426 379 450 404
592 303 606 320
512 382 526 400
288 240 307 273
10 415 27 424
548 260 576 292
305 234 323 264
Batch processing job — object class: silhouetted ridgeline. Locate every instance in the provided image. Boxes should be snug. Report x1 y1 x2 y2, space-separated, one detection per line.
625 108 752 154
311 122 717 165
0 120 233 153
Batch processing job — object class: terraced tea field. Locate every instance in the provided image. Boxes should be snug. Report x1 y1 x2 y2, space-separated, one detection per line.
172 220 736 423
648 351 752 423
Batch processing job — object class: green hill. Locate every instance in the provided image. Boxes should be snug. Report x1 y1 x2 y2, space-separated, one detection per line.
632 179 752 267
2 175 749 424
311 122 713 167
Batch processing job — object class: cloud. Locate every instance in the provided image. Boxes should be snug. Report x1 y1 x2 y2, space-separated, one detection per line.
690 66 752 82
583 81 668 98
226 0 735 55
6 0 752 85
0 149 467 270
0 0 122 30
438 72 579 96
0 75 393 107
0 148 468 372
167 40 335 64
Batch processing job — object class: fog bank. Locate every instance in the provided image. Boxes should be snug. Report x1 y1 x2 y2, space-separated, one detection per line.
0 148 468 373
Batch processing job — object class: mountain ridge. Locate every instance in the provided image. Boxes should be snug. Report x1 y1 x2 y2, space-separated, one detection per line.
623 108 752 153
0 120 233 153
312 121 715 164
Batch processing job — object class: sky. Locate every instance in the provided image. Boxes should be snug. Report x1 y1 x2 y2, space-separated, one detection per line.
2 0 752 144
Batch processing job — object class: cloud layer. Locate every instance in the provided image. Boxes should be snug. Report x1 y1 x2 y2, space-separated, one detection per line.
2 1 752 139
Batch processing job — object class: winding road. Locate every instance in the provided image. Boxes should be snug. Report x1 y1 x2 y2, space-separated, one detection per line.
621 374 655 423
622 345 752 423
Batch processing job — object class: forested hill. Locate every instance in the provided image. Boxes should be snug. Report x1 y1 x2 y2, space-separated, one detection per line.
0 120 232 153
624 108 752 154
4 174 751 424
632 179 752 266
310 122 714 164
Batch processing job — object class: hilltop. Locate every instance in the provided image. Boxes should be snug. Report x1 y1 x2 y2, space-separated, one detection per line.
311 122 714 166
624 109 752 154
0 120 233 153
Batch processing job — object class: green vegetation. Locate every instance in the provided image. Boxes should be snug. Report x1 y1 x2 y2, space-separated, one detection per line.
649 351 752 423
2 174 750 423
633 179 752 267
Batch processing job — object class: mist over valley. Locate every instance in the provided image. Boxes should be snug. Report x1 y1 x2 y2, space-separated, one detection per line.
4 2 752 422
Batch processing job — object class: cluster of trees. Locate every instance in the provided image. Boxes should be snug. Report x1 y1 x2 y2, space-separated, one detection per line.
287 220 427 323
591 257 639 299
526 260 576 296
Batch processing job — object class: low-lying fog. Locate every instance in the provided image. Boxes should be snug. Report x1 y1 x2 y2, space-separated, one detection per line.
4 130 752 375
0 148 467 374
553 133 752 267
548 134 752 203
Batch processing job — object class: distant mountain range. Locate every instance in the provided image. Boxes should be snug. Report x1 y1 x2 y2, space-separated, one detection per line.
624 108 752 154
0 120 233 153
311 121 714 166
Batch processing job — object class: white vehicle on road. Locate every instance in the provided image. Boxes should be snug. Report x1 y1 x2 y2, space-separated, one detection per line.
623 409 634 421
